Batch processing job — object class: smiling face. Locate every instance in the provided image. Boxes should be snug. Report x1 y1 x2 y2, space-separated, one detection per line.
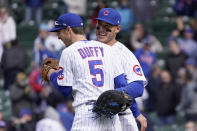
96 21 121 45
57 27 72 47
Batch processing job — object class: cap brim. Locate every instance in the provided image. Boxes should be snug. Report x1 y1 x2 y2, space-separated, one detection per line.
94 18 117 25
50 27 65 32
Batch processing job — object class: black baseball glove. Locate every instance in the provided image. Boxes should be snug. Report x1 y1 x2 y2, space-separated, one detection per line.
92 90 133 119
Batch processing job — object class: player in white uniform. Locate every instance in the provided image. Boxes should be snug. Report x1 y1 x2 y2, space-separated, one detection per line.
47 13 137 131
95 8 148 131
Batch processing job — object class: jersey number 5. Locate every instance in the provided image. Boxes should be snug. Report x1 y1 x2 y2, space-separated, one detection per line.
88 60 104 87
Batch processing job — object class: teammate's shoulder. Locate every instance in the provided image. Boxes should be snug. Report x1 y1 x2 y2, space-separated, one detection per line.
113 41 130 51
91 40 108 45
91 40 112 48
114 41 137 56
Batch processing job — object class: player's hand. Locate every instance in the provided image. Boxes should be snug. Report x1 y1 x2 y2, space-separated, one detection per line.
136 114 147 131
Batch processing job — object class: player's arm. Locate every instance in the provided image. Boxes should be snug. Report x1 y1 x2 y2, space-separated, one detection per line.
48 49 74 96
48 69 72 96
114 74 144 98
131 100 147 131
130 100 140 118
119 81 144 98
112 49 144 99
113 75 143 117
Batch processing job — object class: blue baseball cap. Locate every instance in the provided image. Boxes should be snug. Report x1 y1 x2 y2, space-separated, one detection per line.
185 58 196 66
18 109 32 117
185 28 194 34
95 8 121 25
50 13 83 32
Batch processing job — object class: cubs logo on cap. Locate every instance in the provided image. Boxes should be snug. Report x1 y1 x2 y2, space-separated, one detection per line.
95 8 121 26
103 10 109 16
133 65 142 76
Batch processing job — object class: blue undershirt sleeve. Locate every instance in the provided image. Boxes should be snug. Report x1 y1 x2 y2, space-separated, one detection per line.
115 78 144 98
130 100 141 118
114 74 128 88
124 81 144 98
50 72 72 96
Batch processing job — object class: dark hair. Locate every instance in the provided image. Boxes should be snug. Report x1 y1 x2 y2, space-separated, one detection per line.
71 27 84 35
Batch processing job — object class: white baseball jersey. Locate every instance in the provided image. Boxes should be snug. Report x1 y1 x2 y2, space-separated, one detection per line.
112 41 147 131
57 40 124 131
112 41 147 85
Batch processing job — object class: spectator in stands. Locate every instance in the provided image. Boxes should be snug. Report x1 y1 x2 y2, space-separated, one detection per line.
0 6 16 62
10 72 36 117
155 70 181 126
173 0 194 17
36 107 66 131
32 23 56 68
176 17 197 57
45 32 65 59
130 23 145 50
91 0 107 26
185 58 197 82
34 84 57 121
115 0 134 32
84 23 97 40
185 121 197 131
1 39 28 90
114 0 134 50
29 68 43 93
57 98 74 131
180 70 197 122
134 37 157 78
24 0 45 24
177 27 197 59
12 109 35 131
132 0 155 23
168 29 180 41
36 118 65 131
175 13 197 59
35 84 66 131
145 66 161 113
62 0 87 17
130 23 163 53
165 39 188 81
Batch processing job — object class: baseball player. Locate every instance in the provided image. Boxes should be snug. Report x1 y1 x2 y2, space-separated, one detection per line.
46 13 139 131
95 8 148 131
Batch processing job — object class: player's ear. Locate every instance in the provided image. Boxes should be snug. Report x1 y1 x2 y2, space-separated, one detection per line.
114 26 121 33
67 26 74 34
66 26 71 32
